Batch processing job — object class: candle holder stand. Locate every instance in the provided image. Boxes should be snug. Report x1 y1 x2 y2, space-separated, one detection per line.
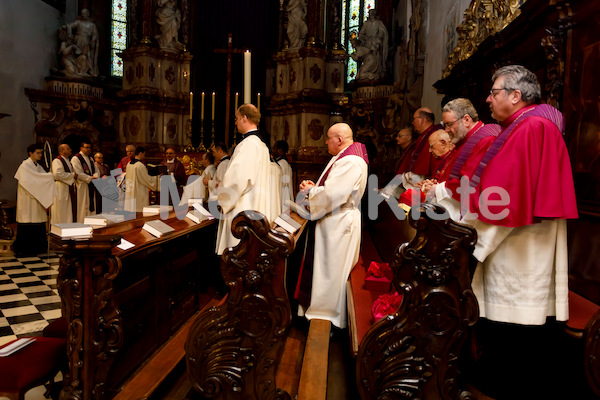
196 119 207 152
209 121 216 151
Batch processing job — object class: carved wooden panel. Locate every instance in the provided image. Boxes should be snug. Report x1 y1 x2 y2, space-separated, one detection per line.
54 235 123 400
356 203 478 400
584 309 600 397
186 211 295 400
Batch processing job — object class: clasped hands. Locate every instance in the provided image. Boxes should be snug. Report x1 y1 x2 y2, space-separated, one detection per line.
299 179 315 196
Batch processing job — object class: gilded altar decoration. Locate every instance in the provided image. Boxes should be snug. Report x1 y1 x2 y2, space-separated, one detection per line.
443 0 526 78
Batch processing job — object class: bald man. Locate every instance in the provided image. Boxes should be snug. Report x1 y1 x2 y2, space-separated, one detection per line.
50 144 78 224
296 123 369 329
160 148 186 197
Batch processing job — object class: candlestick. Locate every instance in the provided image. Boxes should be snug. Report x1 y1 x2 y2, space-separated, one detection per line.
235 92 239 111
244 50 251 104
189 92 193 121
257 93 261 113
212 92 216 120
201 92 205 120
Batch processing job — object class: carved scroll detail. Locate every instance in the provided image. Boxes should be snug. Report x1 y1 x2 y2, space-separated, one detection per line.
55 236 123 400
444 0 527 78
356 203 479 400
186 211 294 400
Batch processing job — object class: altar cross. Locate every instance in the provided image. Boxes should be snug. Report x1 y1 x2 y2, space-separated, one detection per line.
214 33 247 146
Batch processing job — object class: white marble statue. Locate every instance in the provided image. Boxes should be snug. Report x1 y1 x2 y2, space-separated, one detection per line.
155 0 184 50
64 9 99 77
287 0 308 50
358 9 388 78
350 37 379 81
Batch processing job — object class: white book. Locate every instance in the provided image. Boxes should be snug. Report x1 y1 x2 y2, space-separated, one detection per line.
187 198 204 206
192 203 215 219
51 223 94 237
0 337 35 357
117 238 135 250
186 210 208 224
84 213 125 227
274 213 302 234
142 219 175 238
142 205 174 215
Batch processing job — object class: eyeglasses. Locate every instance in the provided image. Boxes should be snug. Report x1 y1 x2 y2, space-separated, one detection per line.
489 87 513 96
442 116 463 129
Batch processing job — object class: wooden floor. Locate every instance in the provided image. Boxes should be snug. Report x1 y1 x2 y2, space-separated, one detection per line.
148 322 361 400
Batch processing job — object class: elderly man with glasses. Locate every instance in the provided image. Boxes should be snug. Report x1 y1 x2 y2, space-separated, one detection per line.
434 65 578 399
161 148 186 197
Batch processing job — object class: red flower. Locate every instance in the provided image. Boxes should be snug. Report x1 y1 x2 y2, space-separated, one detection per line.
372 292 403 321
368 261 391 278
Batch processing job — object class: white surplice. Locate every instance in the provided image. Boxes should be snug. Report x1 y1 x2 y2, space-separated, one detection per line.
276 157 294 207
304 148 368 328
215 133 276 255
50 157 76 224
14 158 55 223
71 152 97 222
435 184 569 325
180 164 216 205
207 157 231 199
269 160 282 222
124 160 159 212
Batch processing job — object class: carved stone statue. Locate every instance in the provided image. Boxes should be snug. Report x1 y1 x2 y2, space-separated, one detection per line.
155 0 184 50
358 9 388 78
64 9 99 77
350 37 380 81
286 0 308 50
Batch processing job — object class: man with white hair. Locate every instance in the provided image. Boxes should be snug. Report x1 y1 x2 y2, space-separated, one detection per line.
295 123 369 329
50 143 78 224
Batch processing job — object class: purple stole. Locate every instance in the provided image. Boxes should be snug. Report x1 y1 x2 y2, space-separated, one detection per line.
75 153 96 212
471 104 564 188
295 142 369 308
56 156 77 222
316 142 369 186
448 122 501 180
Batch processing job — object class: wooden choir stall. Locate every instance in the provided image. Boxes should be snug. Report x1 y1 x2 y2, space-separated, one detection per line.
50 210 218 400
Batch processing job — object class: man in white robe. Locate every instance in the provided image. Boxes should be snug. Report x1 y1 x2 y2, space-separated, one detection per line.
13 144 55 256
200 152 216 199
124 147 160 212
273 140 294 207
206 142 231 198
50 144 78 224
214 104 278 255
297 123 369 329
71 139 98 222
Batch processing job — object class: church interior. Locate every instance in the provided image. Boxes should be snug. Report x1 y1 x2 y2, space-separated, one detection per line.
1 0 600 399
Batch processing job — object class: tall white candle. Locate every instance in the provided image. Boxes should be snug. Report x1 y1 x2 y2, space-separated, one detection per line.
212 92 216 121
235 92 239 111
189 92 193 121
201 92 205 120
257 93 261 113
244 50 251 104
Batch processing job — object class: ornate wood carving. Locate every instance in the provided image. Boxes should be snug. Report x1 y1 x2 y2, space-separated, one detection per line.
309 63 321 84
186 211 295 400
356 203 479 400
584 309 600 397
308 118 324 140
444 0 526 78
54 235 123 400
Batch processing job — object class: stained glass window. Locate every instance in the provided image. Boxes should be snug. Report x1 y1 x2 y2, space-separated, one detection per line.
111 1 127 77
341 0 375 83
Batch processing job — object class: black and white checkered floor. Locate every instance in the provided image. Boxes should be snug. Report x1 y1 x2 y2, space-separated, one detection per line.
0 252 61 347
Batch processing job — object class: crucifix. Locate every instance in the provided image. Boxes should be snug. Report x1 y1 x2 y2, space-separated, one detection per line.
214 33 247 146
